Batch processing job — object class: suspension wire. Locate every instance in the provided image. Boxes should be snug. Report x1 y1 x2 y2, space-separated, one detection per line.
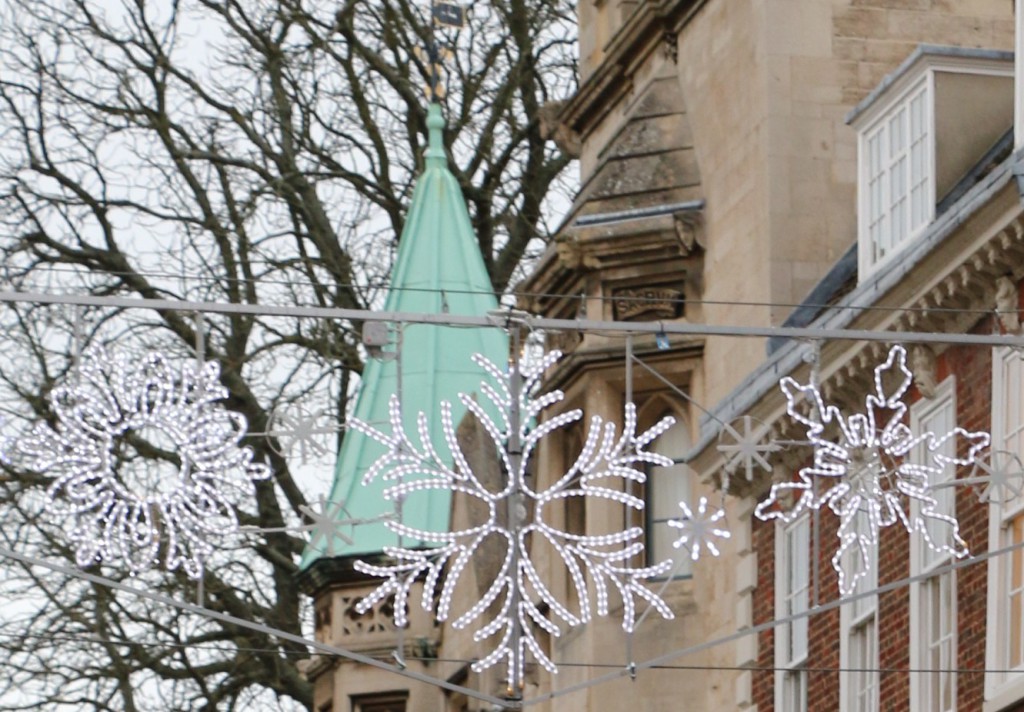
0 629 1015 676
523 536 1024 707
2 536 1022 704
10 264 1007 319
630 353 729 430
2 289 1021 347
0 545 519 710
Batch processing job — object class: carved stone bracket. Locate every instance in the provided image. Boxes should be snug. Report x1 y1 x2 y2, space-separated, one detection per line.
548 329 584 354
538 100 582 158
910 344 938 399
996 275 1021 334
674 210 704 253
555 234 600 271
662 29 678 63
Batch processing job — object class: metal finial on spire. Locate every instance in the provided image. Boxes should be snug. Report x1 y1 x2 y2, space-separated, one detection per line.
419 1 464 102
425 103 446 168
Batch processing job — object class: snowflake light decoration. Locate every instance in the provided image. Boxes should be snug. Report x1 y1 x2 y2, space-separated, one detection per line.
350 350 676 677
242 495 394 557
716 415 779 490
668 496 731 560
754 344 989 595
16 347 270 578
265 405 339 464
970 449 1024 504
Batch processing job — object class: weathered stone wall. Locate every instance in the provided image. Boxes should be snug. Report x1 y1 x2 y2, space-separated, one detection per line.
678 0 1013 406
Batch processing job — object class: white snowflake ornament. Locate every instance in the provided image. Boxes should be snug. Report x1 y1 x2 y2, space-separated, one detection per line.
265 405 339 464
754 344 989 595
668 496 731 560
16 347 270 578
970 449 1024 504
350 350 676 678
716 415 779 490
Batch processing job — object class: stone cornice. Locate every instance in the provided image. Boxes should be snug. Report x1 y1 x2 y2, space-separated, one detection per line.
559 0 706 140
541 337 705 397
690 173 1024 496
295 552 400 599
518 210 703 320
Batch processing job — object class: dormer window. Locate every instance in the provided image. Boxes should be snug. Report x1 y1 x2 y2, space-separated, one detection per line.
861 81 930 270
849 47 1013 279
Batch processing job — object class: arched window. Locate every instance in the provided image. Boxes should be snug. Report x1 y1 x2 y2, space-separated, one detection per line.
645 414 692 578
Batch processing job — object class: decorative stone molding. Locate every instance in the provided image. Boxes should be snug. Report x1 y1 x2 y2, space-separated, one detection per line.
538 100 582 158
662 29 678 63
673 210 704 253
296 654 333 681
995 275 1021 334
548 329 583 354
612 285 683 321
554 235 599 271
340 593 396 638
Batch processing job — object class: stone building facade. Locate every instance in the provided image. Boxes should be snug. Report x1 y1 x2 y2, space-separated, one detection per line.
522 1 1016 711
300 1 1023 711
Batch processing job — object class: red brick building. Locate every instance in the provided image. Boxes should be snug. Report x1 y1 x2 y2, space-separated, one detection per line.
690 41 1024 712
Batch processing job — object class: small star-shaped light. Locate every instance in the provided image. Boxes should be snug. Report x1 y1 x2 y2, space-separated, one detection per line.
668 497 731 560
298 495 357 557
266 406 339 464
717 415 779 490
242 496 392 555
972 450 1024 504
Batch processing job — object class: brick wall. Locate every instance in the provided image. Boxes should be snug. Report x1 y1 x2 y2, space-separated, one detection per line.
752 516 775 710
749 315 1003 709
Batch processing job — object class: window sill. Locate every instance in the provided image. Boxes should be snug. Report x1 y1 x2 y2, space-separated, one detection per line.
984 676 1024 712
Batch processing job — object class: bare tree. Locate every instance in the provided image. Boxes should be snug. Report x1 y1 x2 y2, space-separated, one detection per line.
0 0 576 708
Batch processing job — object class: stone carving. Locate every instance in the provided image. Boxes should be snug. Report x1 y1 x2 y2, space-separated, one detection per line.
538 100 582 158
673 211 704 253
612 286 683 321
340 594 395 638
548 329 583 354
995 275 1020 334
662 30 678 64
555 234 599 270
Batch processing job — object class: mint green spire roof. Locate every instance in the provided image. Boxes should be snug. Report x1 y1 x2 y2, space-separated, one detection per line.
301 103 508 567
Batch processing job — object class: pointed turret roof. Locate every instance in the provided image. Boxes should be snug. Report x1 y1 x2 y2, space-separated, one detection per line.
299 103 508 570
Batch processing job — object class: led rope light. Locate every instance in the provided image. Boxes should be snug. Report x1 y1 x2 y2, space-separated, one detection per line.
754 344 989 595
15 347 270 578
350 350 676 678
668 496 731 560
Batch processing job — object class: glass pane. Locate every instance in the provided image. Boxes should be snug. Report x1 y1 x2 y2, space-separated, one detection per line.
649 417 690 573
910 90 927 141
889 108 905 157
786 518 810 663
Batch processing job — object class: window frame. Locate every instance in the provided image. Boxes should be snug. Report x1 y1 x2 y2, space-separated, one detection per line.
839 509 879 712
644 414 693 579
986 348 1024 710
857 74 934 278
351 691 409 712
775 514 810 712
852 51 1014 283
909 378 957 712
